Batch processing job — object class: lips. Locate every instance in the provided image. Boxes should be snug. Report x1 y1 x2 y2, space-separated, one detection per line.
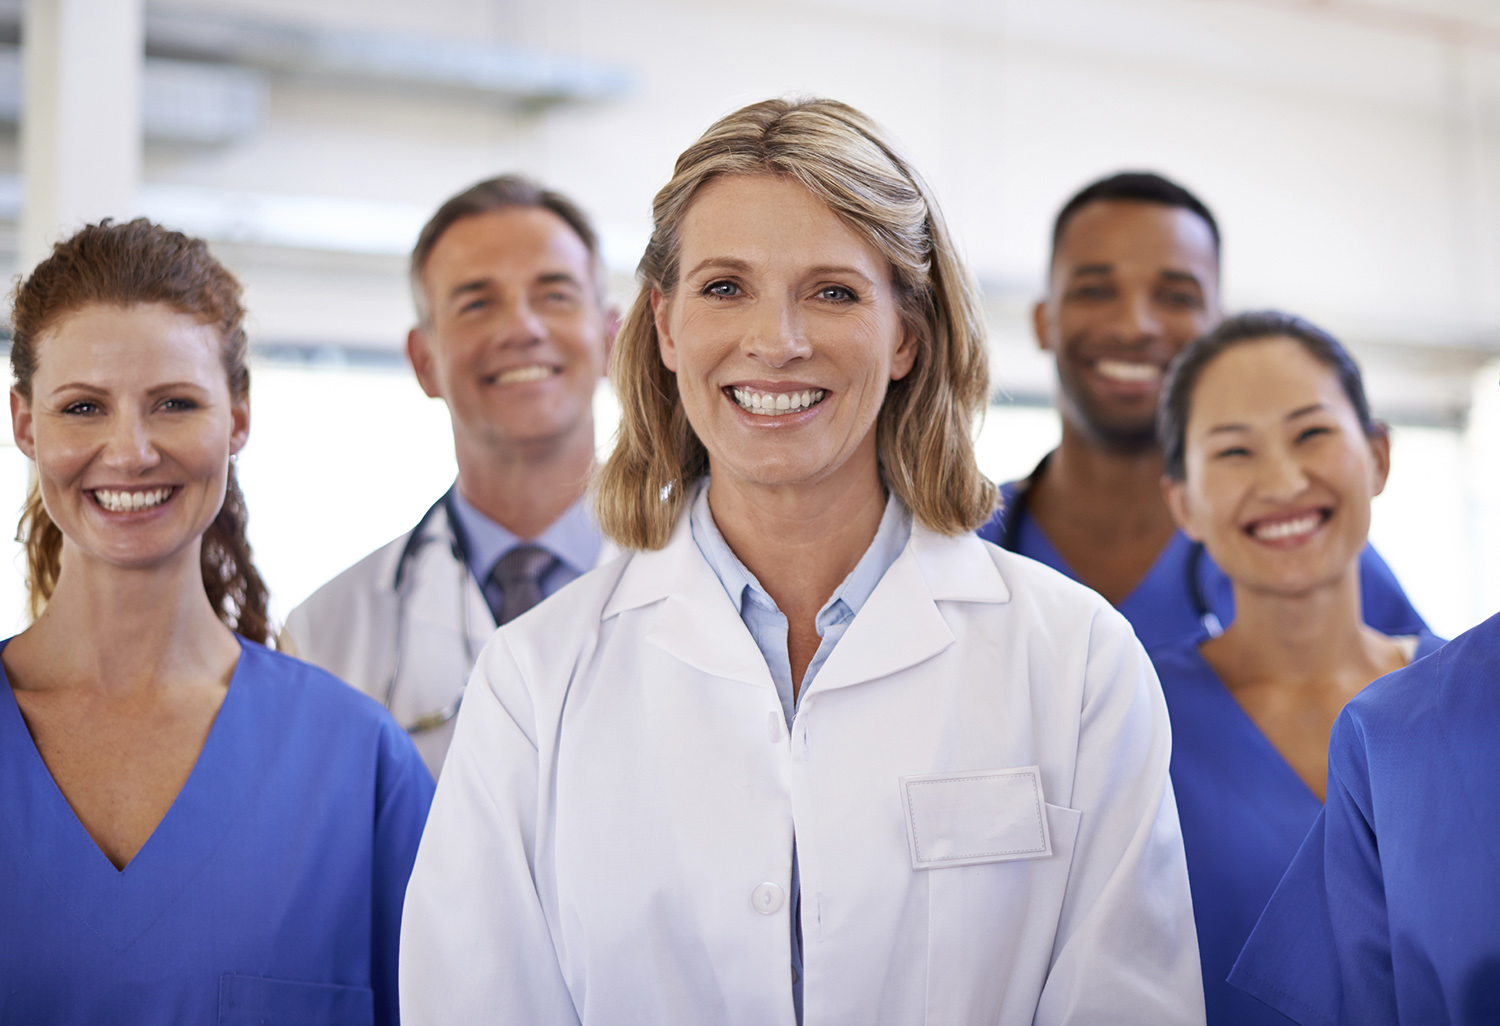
91 486 175 513
486 364 558 386
729 386 826 416
1093 359 1163 385
1244 508 1331 545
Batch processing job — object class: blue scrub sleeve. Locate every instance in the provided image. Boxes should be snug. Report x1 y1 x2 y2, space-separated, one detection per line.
1229 712 1398 1026
370 724 436 1026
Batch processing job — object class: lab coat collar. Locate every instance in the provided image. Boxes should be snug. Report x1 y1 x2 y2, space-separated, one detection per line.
603 507 1011 694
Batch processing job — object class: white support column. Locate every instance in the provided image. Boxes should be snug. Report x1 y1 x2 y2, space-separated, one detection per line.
20 0 144 272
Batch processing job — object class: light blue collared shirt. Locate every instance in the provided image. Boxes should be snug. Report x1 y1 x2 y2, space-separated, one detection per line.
688 479 911 728
448 486 602 619
688 477 911 1026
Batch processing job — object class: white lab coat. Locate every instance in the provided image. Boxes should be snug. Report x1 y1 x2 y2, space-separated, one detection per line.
399 510 1205 1025
282 494 615 775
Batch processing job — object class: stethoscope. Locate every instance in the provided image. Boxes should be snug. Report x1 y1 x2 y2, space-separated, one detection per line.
997 453 1223 639
384 488 485 734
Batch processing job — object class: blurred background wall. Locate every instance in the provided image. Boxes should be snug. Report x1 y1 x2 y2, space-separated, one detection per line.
0 0 1496 638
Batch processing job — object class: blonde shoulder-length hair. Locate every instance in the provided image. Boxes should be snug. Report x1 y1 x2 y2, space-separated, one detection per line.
595 97 996 550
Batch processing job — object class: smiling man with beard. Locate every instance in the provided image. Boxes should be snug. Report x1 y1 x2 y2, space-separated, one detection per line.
978 172 1425 649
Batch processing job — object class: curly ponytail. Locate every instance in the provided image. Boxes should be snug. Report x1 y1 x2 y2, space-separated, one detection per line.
10 219 272 644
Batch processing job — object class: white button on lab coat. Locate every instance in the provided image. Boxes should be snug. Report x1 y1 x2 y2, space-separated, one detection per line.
399 511 1205 1025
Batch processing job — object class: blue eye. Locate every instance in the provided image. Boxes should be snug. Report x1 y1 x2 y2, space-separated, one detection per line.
62 400 99 415
818 285 856 303
703 280 739 298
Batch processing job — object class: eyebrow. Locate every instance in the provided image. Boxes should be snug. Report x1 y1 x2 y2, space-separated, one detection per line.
1205 403 1331 435
49 381 209 399
683 257 754 280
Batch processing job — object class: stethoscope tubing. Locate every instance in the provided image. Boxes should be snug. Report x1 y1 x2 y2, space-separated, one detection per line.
384 488 483 731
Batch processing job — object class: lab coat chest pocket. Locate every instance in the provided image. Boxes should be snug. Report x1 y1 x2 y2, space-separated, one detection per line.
217 973 374 1026
910 774 1083 1024
901 767 1051 869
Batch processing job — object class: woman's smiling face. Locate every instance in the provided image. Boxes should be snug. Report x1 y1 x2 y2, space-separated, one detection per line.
652 174 916 498
11 301 249 575
1165 335 1388 599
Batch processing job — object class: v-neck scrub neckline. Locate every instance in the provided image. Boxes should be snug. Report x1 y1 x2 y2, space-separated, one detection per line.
0 640 246 930
1149 630 1444 1026
0 637 434 1026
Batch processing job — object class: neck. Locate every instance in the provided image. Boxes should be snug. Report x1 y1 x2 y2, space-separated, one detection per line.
16 543 240 696
707 453 887 624
1213 565 1384 685
454 417 597 540
1050 420 1167 502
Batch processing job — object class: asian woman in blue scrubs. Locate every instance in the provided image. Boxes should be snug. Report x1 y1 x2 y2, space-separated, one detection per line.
1149 312 1443 1025
1230 484 1500 1019
0 220 434 1025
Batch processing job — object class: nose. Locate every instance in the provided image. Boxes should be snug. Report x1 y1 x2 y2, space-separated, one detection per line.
1112 290 1163 346
741 296 810 368
1256 445 1310 503
101 411 161 474
496 297 546 349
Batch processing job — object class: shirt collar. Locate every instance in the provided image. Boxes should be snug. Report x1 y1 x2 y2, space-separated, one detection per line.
688 477 912 628
448 485 602 580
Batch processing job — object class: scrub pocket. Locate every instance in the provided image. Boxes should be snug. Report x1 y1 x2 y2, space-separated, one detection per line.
909 771 1082 1024
218 973 375 1026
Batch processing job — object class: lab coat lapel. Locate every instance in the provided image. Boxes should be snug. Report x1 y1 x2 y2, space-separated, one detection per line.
604 510 774 690
805 526 1011 697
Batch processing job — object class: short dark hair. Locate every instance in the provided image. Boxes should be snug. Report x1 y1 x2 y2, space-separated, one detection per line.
1051 171 1220 265
1159 310 1377 481
409 174 605 321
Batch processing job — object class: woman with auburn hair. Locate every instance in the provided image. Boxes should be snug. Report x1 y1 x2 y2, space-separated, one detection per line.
401 98 1203 1025
0 220 433 1025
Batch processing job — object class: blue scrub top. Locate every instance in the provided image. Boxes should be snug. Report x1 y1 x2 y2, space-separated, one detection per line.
1151 632 1444 1025
1229 612 1500 1026
979 476 1428 650
0 638 434 1026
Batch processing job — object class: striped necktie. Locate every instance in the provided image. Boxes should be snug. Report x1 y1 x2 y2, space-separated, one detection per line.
489 544 558 625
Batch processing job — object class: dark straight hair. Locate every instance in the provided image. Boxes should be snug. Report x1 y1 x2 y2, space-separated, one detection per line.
1159 310 1378 482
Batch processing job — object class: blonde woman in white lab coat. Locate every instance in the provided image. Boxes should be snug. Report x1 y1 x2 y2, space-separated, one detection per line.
400 97 1205 1026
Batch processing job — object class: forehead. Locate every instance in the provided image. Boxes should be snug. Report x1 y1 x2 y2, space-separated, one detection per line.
1191 337 1349 423
1054 200 1218 279
35 302 223 383
422 206 595 291
679 174 888 271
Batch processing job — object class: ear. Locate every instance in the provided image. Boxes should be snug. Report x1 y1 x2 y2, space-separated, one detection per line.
651 290 677 373
601 305 622 374
890 322 919 381
1161 475 1204 542
406 326 443 399
10 389 34 461
228 395 250 457
1367 421 1391 498
1032 299 1052 353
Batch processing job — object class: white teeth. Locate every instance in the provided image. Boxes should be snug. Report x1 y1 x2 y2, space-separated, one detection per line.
495 365 553 385
1096 360 1162 383
1252 512 1323 541
730 387 827 416
94 487 172 513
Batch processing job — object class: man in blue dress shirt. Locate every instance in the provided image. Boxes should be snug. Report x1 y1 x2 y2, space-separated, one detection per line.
978 172 1424 648
284 176 618 775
